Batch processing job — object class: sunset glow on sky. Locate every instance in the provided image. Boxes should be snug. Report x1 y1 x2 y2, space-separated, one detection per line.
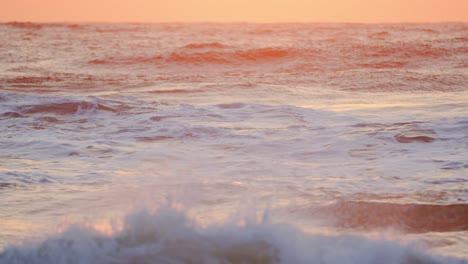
2 0 468 23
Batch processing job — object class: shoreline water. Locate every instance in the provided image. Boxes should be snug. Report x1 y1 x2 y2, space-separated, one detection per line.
1 22 467 262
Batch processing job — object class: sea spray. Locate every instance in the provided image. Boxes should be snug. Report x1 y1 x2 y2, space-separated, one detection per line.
1 205 465 264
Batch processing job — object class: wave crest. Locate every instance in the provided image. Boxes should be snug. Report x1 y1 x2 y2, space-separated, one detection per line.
90 47 295 66
18 102 117 115
4 22 43 30
183 42 228 49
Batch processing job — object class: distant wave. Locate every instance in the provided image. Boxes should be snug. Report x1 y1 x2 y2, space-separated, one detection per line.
182 42 228 49
1 73 133 92
1 206 465 264
18 102 117 115
5 76 64 87
3 22 43 30
147 89 204 94
89 47 296 66
357 61 407 69
368 31 390 39
351 43 449 59
247 28 276 35
85 43 463 72
2 22 84 30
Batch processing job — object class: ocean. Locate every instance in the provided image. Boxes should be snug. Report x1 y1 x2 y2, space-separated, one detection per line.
0 22 467 263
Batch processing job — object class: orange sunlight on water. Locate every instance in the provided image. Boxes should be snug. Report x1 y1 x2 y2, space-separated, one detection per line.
2 0 468 23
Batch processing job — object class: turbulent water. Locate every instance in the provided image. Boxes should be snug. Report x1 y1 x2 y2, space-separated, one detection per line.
0 22 467 263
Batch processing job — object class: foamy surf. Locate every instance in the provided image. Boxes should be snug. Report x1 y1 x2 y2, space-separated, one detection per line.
0 205 465 264
1 22 467 262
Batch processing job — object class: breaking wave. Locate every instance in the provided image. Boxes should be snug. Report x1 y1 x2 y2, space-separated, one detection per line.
1 206 465 264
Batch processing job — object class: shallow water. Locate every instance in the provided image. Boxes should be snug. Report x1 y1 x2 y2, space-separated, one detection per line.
0 22 467 263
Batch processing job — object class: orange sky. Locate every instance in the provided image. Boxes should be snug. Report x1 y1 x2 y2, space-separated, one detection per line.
1 0 467 23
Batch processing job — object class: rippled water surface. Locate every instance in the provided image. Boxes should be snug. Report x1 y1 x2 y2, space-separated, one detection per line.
0 22 467 263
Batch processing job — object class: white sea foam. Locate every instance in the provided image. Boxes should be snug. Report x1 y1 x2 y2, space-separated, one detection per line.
1 205 465 264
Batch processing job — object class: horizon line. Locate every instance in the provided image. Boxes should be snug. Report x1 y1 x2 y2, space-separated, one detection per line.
2 20 467 25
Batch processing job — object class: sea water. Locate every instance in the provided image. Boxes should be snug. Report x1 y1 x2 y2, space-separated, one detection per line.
0 22 467 263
